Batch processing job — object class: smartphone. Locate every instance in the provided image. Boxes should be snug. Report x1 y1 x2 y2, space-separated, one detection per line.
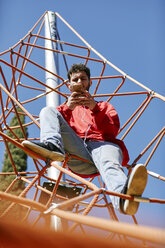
71 83 83 92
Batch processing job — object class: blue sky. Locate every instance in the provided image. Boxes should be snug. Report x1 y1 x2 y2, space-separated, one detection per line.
0 0 165 230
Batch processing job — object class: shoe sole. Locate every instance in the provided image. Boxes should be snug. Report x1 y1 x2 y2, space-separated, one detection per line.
22 140 65 162
123 164 148 215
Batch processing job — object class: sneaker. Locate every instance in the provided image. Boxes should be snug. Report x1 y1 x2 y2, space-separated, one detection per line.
22 140 65 161
120 164 148 215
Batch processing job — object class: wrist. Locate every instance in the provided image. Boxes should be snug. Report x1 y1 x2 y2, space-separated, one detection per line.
89 101 96 110
91 102 99 112
66 102 74 110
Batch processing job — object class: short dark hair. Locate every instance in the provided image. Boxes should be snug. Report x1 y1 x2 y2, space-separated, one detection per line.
67 63 90 81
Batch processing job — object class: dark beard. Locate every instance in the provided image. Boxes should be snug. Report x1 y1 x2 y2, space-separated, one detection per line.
86 81 91 91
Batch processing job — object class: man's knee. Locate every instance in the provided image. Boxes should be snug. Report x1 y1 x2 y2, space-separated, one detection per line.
40 106 58 118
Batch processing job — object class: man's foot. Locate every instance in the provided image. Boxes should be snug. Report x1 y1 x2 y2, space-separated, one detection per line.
22 140 65 161
120 164 148 215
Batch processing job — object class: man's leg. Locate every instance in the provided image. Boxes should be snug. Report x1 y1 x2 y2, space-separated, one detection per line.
24 106 98 175
87 141 147 215
87 141 126 211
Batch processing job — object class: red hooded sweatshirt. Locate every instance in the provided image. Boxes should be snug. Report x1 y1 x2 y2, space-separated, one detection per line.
57 101 129 167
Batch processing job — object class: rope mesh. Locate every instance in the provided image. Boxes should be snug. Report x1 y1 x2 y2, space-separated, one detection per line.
0 11 164 246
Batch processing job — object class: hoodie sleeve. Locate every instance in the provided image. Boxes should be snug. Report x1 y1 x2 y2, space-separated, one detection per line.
92 101 120 138
57 104 72 121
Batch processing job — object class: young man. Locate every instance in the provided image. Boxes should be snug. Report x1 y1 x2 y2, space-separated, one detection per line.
23 63 147 215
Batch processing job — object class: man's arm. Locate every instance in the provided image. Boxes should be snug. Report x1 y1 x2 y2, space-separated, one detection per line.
92 101 120 138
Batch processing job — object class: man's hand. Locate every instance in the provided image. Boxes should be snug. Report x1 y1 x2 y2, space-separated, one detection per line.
79 91 96 110
67 91 96 110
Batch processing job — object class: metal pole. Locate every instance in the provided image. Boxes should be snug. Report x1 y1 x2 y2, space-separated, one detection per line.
45 11 60 107
45 10 64 231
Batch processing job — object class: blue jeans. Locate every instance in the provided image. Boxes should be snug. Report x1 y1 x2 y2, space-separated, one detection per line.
40 106 127 211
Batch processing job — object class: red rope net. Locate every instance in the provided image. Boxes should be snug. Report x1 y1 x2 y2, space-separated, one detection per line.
0 11 164 247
